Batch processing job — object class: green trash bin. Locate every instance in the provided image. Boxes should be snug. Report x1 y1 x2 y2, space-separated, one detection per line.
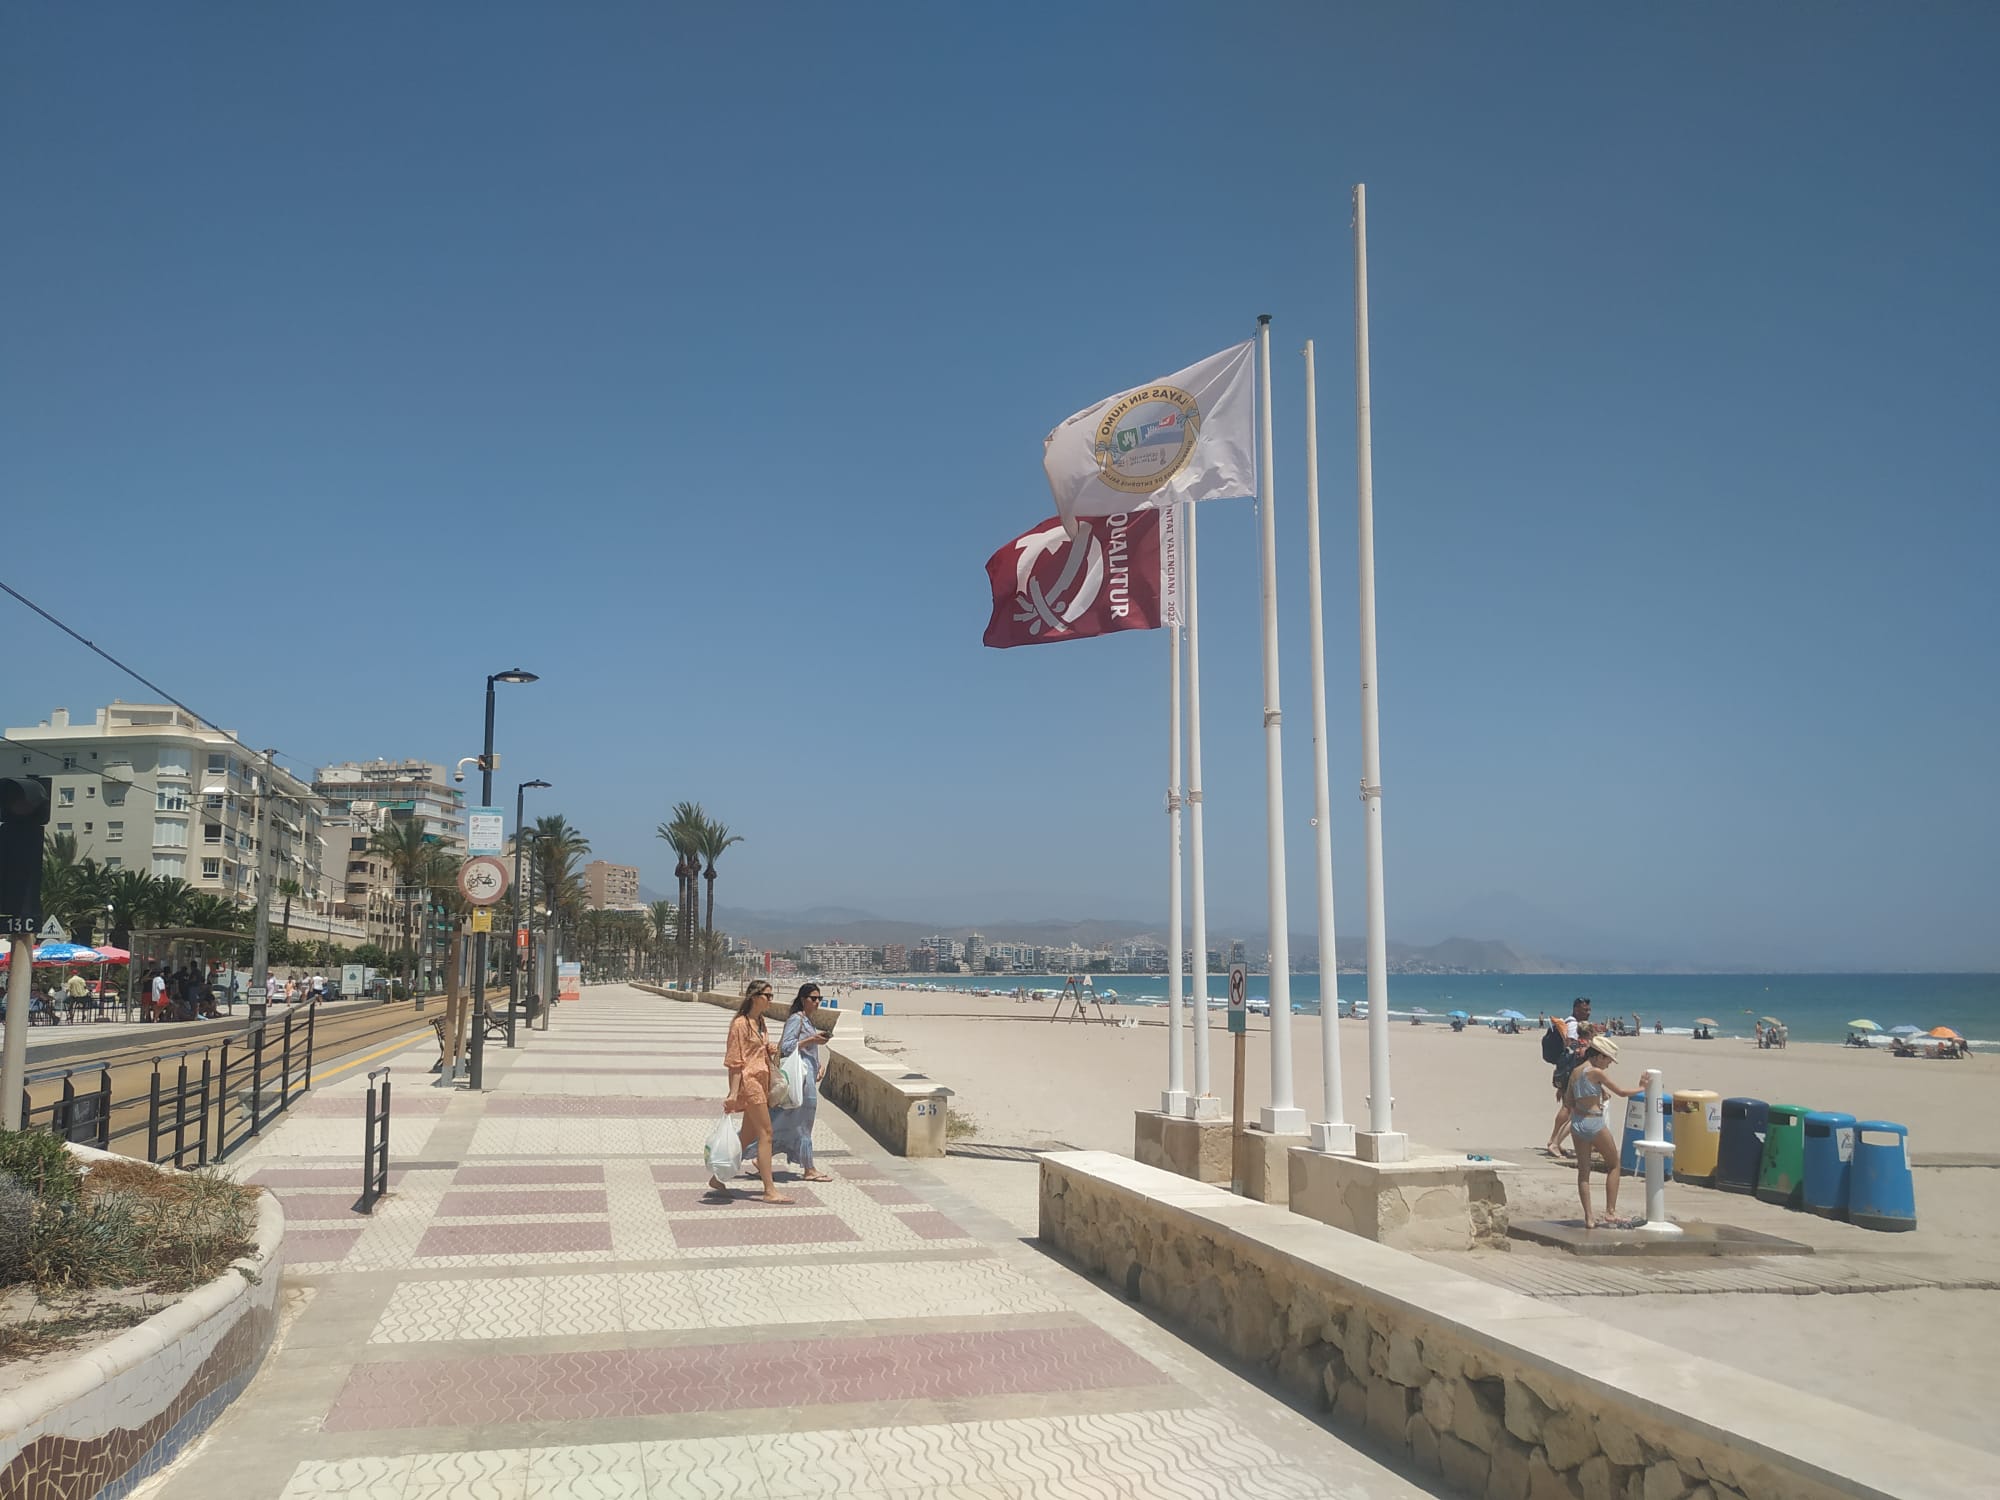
1756 1103 1811 1207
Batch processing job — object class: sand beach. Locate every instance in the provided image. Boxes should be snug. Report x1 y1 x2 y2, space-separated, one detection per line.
832 983 2000 1454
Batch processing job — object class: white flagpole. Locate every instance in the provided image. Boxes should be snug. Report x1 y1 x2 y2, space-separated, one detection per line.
1184 498 1217 1117
1353 185 1406 1162
1302 339 1353 1155
1254 315 1304 1136
1163 595 1187 1114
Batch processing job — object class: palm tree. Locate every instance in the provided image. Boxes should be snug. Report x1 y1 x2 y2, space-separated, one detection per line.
659 803 710 989
646 899 676 982
528 814 590 971
694 816 743 992
276 878 302 942
105 869 155 945
370 819 435 990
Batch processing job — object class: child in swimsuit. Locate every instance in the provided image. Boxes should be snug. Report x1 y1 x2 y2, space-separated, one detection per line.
1568 1036 1643 1229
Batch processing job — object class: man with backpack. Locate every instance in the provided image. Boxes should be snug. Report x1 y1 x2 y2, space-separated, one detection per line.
1543 997 1593 1157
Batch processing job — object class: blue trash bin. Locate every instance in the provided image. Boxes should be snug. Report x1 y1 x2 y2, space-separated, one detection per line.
1619 1091 1674 1179
1802 1111 1858 1219
1714 1097 1768 1194
1849 1121 1917 1232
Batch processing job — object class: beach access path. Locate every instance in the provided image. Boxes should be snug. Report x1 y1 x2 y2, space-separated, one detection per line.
143 982 1440 1500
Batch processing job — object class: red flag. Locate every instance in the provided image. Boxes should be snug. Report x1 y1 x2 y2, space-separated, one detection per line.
982 509 1172 648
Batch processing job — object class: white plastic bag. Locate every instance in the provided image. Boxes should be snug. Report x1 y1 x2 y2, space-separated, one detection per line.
704 1113 744 1179
777 1050 808 1107
766 1056 796 1110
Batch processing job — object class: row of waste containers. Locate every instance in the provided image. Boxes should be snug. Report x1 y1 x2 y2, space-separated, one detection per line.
1617 1091 1915 1230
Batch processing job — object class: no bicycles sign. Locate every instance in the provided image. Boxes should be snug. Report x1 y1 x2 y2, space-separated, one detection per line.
1227 964 1248 1035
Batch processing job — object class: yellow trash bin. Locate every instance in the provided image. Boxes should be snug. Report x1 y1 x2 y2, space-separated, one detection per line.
1673 1090 1722 1184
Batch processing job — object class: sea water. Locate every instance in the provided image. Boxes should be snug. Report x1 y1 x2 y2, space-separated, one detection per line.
858 971 1999 1048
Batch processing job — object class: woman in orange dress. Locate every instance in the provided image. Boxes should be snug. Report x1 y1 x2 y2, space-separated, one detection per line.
713 980 793 1203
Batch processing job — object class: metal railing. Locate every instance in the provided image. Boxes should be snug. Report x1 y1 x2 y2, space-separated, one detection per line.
360 1067 391 1211
18 1006 316 1168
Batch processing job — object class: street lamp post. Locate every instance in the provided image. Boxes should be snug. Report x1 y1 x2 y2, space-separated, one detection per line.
510 781 550 1047
469 669 538 1090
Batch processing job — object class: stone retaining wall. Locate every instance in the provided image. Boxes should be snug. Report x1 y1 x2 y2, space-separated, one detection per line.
0 1150 286 1500
1040 1151 1988 1500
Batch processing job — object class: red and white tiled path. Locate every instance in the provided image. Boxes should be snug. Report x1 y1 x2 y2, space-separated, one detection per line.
145 985 1438 1500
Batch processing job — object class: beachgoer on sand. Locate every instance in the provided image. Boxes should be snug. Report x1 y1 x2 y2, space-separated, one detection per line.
1543 997 1591 1156
712 980 793 1204
1568 1035 1643 1228
773 983 834 1182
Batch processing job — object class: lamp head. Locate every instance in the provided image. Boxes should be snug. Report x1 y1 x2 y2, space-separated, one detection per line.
491 668 539 685
526 779 552 790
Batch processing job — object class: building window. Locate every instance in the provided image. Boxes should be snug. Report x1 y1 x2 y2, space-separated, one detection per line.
157 787 189 812
103 786 126 807
105 857 121 870
83 822 92 833
62 755 78 771
157 749 191 775
86 786 95 799
207 753 227 775
203 823 223 844
205 793 224 810
154 820 188 849
152 854 186 878
56 822 72 836
58 786 75 806
201 858 221 880
106 821 124 842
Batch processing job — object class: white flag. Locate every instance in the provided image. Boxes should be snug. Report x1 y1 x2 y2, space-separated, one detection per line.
1043 340 1256 533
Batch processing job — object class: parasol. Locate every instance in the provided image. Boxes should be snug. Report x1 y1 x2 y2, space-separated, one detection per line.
1889 1025 1921 1037
1847 1019 1880 1032
1929 1026 1964 1041
1693 1017 1719 1027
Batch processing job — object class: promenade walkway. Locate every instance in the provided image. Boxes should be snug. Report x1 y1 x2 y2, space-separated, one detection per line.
150 983 1436 1500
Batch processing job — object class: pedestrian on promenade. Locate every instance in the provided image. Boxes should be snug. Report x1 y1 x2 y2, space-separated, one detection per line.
65 969 89 1019
773 983 834 1183
1542 997 1591 1157
147 967 168 1021
266 971 283 1009
712 980 793 1204
1567 1035 1643 1229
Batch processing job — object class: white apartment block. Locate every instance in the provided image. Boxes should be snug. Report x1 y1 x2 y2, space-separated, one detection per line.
4 703 328 910
801 942 873 977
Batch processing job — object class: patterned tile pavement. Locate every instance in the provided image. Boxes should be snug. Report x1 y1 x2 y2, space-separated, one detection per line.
146 984 1438 1500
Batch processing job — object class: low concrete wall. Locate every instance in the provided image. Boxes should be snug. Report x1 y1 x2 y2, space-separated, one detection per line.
816 1042 950 1159
0 1151 286 1500
1039 1151 1988 1500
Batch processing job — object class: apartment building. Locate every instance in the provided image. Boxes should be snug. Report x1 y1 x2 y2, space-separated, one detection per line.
584 860 643 911
800 941 872 977
313 761 467 949
3 703 327 911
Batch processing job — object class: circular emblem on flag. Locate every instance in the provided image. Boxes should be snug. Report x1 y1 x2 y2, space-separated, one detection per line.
1093 385 1201 495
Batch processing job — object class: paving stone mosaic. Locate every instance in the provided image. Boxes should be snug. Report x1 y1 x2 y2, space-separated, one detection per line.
138 984 1437 1500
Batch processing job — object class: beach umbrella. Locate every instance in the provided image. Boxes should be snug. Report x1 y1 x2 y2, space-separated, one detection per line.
1847 1019 1880 1032
91 946 132 964
1693 1017 1719 1027
0 942 103 966
1496 1008 1527 1021
1448 1009 1470 1020
1929 1026 1963 1041
1410 1007 1430 1015
1758 1015 1781 1025
1889 1025 1921 1037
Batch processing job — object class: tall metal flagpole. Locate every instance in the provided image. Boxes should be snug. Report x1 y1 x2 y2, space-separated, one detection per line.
1183 498 1218 1118
1303 339 1353 1155
1254 315 1305 1136
1163 595 1188 1114
1353 185 1406 1162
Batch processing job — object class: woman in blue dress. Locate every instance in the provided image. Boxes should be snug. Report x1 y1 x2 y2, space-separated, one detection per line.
772 984 834 1181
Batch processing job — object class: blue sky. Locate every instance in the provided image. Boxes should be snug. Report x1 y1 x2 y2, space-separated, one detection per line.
4 4 1995 968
